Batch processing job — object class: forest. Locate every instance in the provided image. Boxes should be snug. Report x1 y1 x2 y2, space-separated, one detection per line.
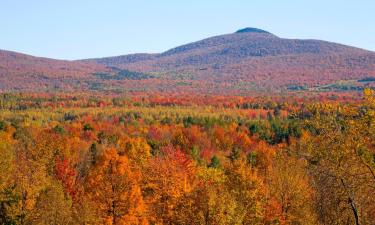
0 90 374 225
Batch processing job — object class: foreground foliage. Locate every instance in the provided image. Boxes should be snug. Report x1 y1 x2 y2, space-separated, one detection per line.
0 91 374 224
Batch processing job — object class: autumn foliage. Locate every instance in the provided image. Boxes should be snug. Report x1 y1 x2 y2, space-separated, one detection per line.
0 90 374 224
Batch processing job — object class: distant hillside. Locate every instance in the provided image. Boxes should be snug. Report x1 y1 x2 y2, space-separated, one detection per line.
0 50 109 91
85 28 375 92
1 27 375 93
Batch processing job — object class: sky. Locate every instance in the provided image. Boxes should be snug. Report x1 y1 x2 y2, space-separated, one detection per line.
0 0 374 60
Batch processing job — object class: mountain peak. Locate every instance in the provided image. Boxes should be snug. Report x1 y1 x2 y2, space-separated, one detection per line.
235 27 272 34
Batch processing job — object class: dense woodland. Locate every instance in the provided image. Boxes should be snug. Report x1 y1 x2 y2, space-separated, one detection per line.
0 90 374 225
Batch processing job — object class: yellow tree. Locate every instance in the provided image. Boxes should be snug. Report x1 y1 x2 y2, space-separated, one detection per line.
85 148 148 225
143 147 196 224
29 181 73 225
0 128 16 223
268 152 318 225
10 126 53 224
118 136 151 166
225 159 266 224
173 167 238 225
297 101 375 225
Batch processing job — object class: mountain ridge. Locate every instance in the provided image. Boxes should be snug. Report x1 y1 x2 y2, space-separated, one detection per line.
1 28 374 93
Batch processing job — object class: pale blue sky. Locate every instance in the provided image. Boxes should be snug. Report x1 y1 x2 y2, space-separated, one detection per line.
1 0 374 60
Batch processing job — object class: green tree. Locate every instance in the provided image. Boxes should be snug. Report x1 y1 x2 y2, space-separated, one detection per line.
208 155 221 168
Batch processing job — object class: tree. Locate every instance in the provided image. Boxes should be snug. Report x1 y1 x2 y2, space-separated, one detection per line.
118 137 151 166
173 167 238 225
54 157 78 201
296 102 375 225
0 130 16 224
143 147 195 224
225 160 266 224
208 155 221 168
85 148 148 225
10 126 53 224
228 147 241 162
268 152 318 224
29 182 73 225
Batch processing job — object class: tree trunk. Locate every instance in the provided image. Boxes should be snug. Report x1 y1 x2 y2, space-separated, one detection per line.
340 178 360 225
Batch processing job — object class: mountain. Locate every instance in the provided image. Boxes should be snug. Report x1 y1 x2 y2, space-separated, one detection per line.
1 28 375 93
0 50 109 91
86 28 375 93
